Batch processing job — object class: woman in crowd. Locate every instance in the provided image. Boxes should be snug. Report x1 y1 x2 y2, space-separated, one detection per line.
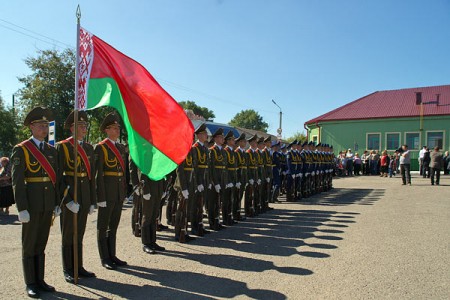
353 153 361 175
345 149 354 176
0 157 14 215
379 150 389 177
361 150 370 175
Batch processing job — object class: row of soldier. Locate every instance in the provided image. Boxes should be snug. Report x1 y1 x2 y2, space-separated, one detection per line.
160 124 335 244
11 106 335 298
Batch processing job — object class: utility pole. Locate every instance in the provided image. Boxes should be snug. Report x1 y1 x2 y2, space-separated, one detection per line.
272 99 282 140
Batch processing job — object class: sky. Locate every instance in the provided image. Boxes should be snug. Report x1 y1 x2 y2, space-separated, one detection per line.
1 0 450 139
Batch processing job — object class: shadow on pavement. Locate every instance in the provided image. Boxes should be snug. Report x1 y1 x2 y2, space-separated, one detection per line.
78 267 286 300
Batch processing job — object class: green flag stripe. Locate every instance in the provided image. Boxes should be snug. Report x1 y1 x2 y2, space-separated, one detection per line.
87 77 177 180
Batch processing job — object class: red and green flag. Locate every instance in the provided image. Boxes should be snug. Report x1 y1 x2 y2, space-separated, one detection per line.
77 27 194 180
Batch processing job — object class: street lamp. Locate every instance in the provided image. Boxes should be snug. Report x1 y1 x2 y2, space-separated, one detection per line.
272 99 282 140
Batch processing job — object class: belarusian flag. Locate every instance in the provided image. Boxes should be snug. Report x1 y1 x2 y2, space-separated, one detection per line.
77 27 194 180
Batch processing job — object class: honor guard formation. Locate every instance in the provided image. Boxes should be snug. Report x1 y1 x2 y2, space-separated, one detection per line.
11 107 335 298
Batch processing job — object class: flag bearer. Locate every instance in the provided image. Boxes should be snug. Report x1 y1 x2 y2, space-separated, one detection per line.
57 110 97 283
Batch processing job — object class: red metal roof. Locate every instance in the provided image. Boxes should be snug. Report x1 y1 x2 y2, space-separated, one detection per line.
305 85 450 125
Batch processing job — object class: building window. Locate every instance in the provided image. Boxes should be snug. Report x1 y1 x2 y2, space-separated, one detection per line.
405 132 420 150
367 133 380 150
386 133 400 150
312 135 318 144
427 131 444 149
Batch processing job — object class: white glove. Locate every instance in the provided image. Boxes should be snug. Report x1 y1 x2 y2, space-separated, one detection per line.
249 179 254 185
161 192 167 199
300 173 303 178
143 193 151 200
89 205 95 215
182 190 189 199
97 201 107 208
292 174 295 179
54 206 62 217
266 177 270 183
197 184 204 192
236 182 241 189
257 179 261 185
18 210 30 223
123 197 128 204
208 183 212 190
66 201 80 214
134 186 141 196
282 171 287 176
226 183 234 188
215 184 221 193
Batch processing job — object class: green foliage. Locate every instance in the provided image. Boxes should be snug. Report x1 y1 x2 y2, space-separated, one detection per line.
285 131 307 143
16 49 75 141
229 109 269 133
179 100 215 121
0 93 17 157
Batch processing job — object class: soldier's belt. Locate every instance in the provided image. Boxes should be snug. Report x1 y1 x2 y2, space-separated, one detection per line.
184 167 194 171
214 166 225 169
25 177 51 183
64 171 88 177
104 171 124 176
198 165 208 169
249 166 257 169
239 166 247 169
227 168 237 171
268 164 275 167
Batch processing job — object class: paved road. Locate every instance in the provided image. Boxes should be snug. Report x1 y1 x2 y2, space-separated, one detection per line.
0 173 449 299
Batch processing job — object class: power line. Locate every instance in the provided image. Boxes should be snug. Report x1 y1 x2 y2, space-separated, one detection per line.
0 18 278 116
0 18 72 48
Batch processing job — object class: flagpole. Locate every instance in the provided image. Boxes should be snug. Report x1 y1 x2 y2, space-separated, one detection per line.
72 4 81 285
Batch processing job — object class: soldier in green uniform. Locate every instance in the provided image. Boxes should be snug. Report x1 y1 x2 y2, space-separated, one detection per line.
245 135 258 217
255 137 265 212
95 113 128 269
11 107 59 298
234 133 247 221
207 128 226 230
129 159 166 253
223 130 238 225
191 123 210 236
173 142 197 242
56 111 96 283
262 136 274 211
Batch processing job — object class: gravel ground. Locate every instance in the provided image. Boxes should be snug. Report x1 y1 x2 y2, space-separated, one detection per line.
0 172 449 299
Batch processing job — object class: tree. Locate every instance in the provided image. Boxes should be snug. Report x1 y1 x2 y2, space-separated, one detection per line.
179 100 215 121
15 48 116 143
286 131 307 143
16 49 76 141
229 109 269 132
0 92 17 156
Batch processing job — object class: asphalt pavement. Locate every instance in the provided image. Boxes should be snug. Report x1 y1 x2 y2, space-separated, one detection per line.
0 172 448 299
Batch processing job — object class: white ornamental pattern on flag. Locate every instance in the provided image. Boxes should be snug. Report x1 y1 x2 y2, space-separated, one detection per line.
77 27 94 110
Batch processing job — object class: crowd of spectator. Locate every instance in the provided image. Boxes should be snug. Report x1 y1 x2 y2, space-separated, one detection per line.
336 149 400 177
335 146 450 186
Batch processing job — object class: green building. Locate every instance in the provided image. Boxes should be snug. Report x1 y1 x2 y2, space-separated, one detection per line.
304 85 450 170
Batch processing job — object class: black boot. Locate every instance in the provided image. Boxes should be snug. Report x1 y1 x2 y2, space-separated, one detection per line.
98 231 116 270
23 257 39 298
77 244 96 277
108 234 127 266
62 246 75 283
150 224 165 251
35 254 55 292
